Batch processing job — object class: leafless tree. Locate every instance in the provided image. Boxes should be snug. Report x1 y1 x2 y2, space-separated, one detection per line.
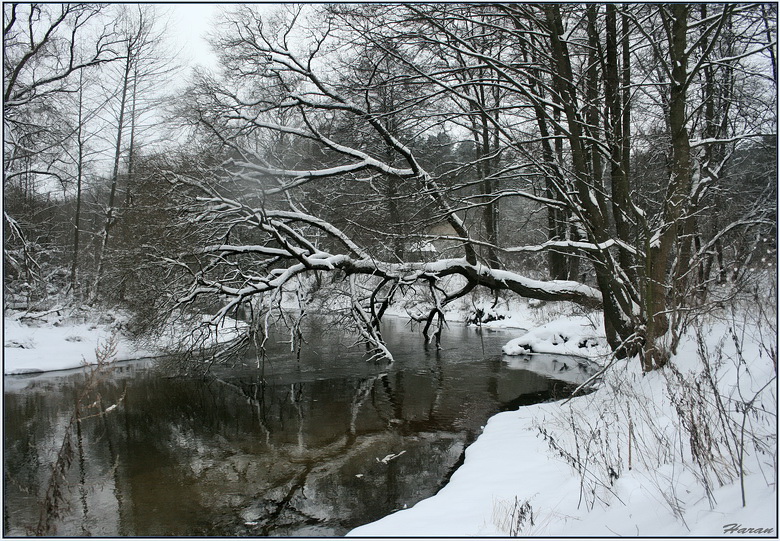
169 4 775 370
3 3 119 298
90 4 178 303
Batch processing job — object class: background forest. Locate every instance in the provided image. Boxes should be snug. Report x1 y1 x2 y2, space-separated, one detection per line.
3 3 777 370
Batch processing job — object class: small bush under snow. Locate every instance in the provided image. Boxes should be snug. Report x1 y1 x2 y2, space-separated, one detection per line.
502 315 610 359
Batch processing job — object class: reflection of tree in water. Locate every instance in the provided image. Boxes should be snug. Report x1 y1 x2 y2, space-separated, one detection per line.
178 364 559 536
4 340 574 536
4 357 130 537
191 366 469 536
203 352 566 536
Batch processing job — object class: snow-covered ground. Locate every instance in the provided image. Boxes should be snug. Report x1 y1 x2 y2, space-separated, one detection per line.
350 303 778 537
3 307 246 374
4 309 150 374
350 386 775 536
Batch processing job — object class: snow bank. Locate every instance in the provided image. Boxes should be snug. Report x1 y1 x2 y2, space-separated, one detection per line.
350 307 777 537
385 286 583 331
502 315 610 359
350 393 774 537
4 311 157 374
4 309 248 375
349 401 573 536
351 380 775 537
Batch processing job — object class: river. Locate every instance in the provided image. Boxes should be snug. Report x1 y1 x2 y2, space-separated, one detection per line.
3 316 592 536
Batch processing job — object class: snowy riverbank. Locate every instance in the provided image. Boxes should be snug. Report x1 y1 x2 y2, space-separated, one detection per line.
350 306 778 537
4 300 776 537
3 307 247 374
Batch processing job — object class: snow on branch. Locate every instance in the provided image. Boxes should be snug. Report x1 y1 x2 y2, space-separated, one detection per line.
177 246 603 312
689 133 775 148
505 238 640 257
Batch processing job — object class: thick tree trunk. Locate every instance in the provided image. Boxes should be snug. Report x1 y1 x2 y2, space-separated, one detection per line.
644 4 692 370
544 4 640 357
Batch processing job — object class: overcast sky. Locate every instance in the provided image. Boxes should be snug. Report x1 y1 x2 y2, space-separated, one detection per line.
167 3 223 72
164 3 288 76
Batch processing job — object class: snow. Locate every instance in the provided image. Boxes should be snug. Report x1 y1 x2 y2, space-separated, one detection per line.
3 308 247 375
502 315 611 359
386 286 592 332
349 303 777 537
407 240 437 253
3 311 155 375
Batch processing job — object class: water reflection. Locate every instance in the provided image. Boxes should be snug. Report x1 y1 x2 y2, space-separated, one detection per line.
4 317 592 536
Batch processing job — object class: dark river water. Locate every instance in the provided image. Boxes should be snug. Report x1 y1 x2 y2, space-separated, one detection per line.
3 316 591 537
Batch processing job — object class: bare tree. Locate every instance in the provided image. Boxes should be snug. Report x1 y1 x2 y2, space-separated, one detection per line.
169 4 775 370
90 4 178 303
3 3 119 299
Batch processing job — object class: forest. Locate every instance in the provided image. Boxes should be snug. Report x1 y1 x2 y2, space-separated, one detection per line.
4 3 776 371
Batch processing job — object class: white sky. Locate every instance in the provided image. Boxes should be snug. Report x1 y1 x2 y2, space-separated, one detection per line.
165 3 224 73
164 3 294 78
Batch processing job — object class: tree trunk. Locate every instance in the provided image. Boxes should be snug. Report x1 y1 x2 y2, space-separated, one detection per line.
123 66 138 209
479 107 501 268
544 4 639 357
644 4 692 370
606 5 635 279
90 52 130 303
71 71 85 296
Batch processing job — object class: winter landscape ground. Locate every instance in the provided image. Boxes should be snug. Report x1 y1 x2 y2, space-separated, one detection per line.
353 297 778 536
